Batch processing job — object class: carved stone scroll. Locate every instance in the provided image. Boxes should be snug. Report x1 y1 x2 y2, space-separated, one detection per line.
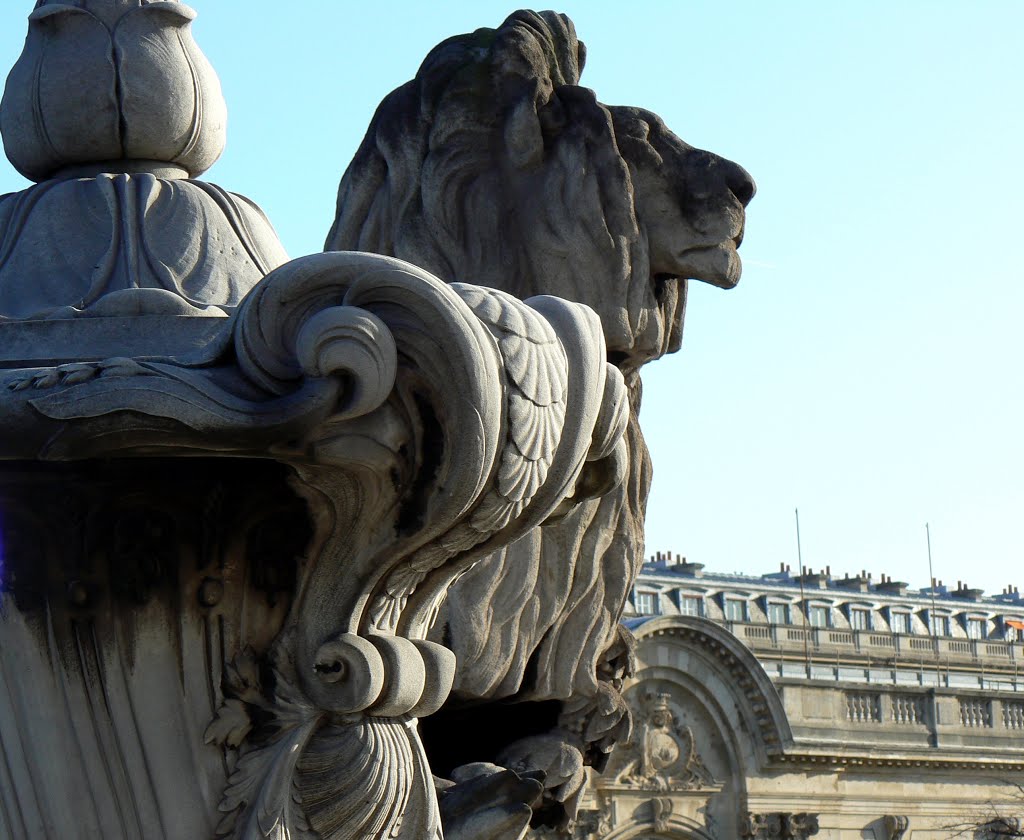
0 248 626 839
0 4 629 838
328 12 753 831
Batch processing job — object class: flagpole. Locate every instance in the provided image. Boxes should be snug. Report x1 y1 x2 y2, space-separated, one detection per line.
796 508 811 678
926 522 940 687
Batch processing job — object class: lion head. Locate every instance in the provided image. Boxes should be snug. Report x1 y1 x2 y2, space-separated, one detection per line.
325 14 754 828
325 10 754 377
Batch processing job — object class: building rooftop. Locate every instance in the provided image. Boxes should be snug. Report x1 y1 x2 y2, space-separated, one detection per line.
629 551 1024 695
638 550 1023 606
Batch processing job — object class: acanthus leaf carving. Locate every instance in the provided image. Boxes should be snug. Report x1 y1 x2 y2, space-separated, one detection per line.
207 637 448 840
207 646 322 840
216 719 321 840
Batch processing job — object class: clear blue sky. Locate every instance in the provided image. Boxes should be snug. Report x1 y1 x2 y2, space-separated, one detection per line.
1 2 1021 596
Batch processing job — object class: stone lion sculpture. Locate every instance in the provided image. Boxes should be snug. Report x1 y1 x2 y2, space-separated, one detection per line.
326 9 753 833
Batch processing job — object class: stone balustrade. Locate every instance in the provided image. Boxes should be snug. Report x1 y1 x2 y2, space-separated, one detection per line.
724 619 1024 679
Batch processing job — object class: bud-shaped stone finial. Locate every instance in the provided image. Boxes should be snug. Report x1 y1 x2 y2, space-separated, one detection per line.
0 0 227 182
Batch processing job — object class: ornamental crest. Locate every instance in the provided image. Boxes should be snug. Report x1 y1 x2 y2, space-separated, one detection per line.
616 693 716 791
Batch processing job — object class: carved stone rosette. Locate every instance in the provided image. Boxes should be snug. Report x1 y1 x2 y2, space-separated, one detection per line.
0 250 627 839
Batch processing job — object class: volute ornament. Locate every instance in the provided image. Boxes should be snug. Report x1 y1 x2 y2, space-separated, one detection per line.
0 5 748 840
329 10 753 832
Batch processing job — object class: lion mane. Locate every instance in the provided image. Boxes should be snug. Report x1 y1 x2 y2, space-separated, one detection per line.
325 10 739 705
326 10 688 375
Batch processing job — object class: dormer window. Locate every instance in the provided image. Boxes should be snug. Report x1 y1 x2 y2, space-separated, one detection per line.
1005 618 1024 642
767 602 789 624
636 591 660 616
928 612 951 637
849 607 872 631
890 611 912 635
967 617 987 640
724 597 747 622
808 604 830 628
679 594 703 617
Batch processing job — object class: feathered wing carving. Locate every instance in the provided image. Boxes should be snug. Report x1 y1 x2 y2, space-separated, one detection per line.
453 284 568 533
434 407 649 701
325 8 752 750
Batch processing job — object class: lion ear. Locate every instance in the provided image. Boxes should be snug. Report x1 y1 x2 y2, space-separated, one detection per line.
505 95 544 169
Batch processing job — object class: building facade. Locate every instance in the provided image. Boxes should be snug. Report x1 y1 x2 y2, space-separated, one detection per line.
574 554 1024 839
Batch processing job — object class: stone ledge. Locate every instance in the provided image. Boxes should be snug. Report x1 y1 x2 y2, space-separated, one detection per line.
0 316 229 367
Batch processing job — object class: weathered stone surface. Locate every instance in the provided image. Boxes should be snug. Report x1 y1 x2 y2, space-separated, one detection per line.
0 0 286 320
327 10 753 832
0 5 631 839
0 175 288 319
0 4 758 838
2 0 226 182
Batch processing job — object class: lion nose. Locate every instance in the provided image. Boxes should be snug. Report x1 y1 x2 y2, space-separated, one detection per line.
723 158 756 207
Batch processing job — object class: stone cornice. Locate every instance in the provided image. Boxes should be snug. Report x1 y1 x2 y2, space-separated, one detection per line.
773 751 1024 772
